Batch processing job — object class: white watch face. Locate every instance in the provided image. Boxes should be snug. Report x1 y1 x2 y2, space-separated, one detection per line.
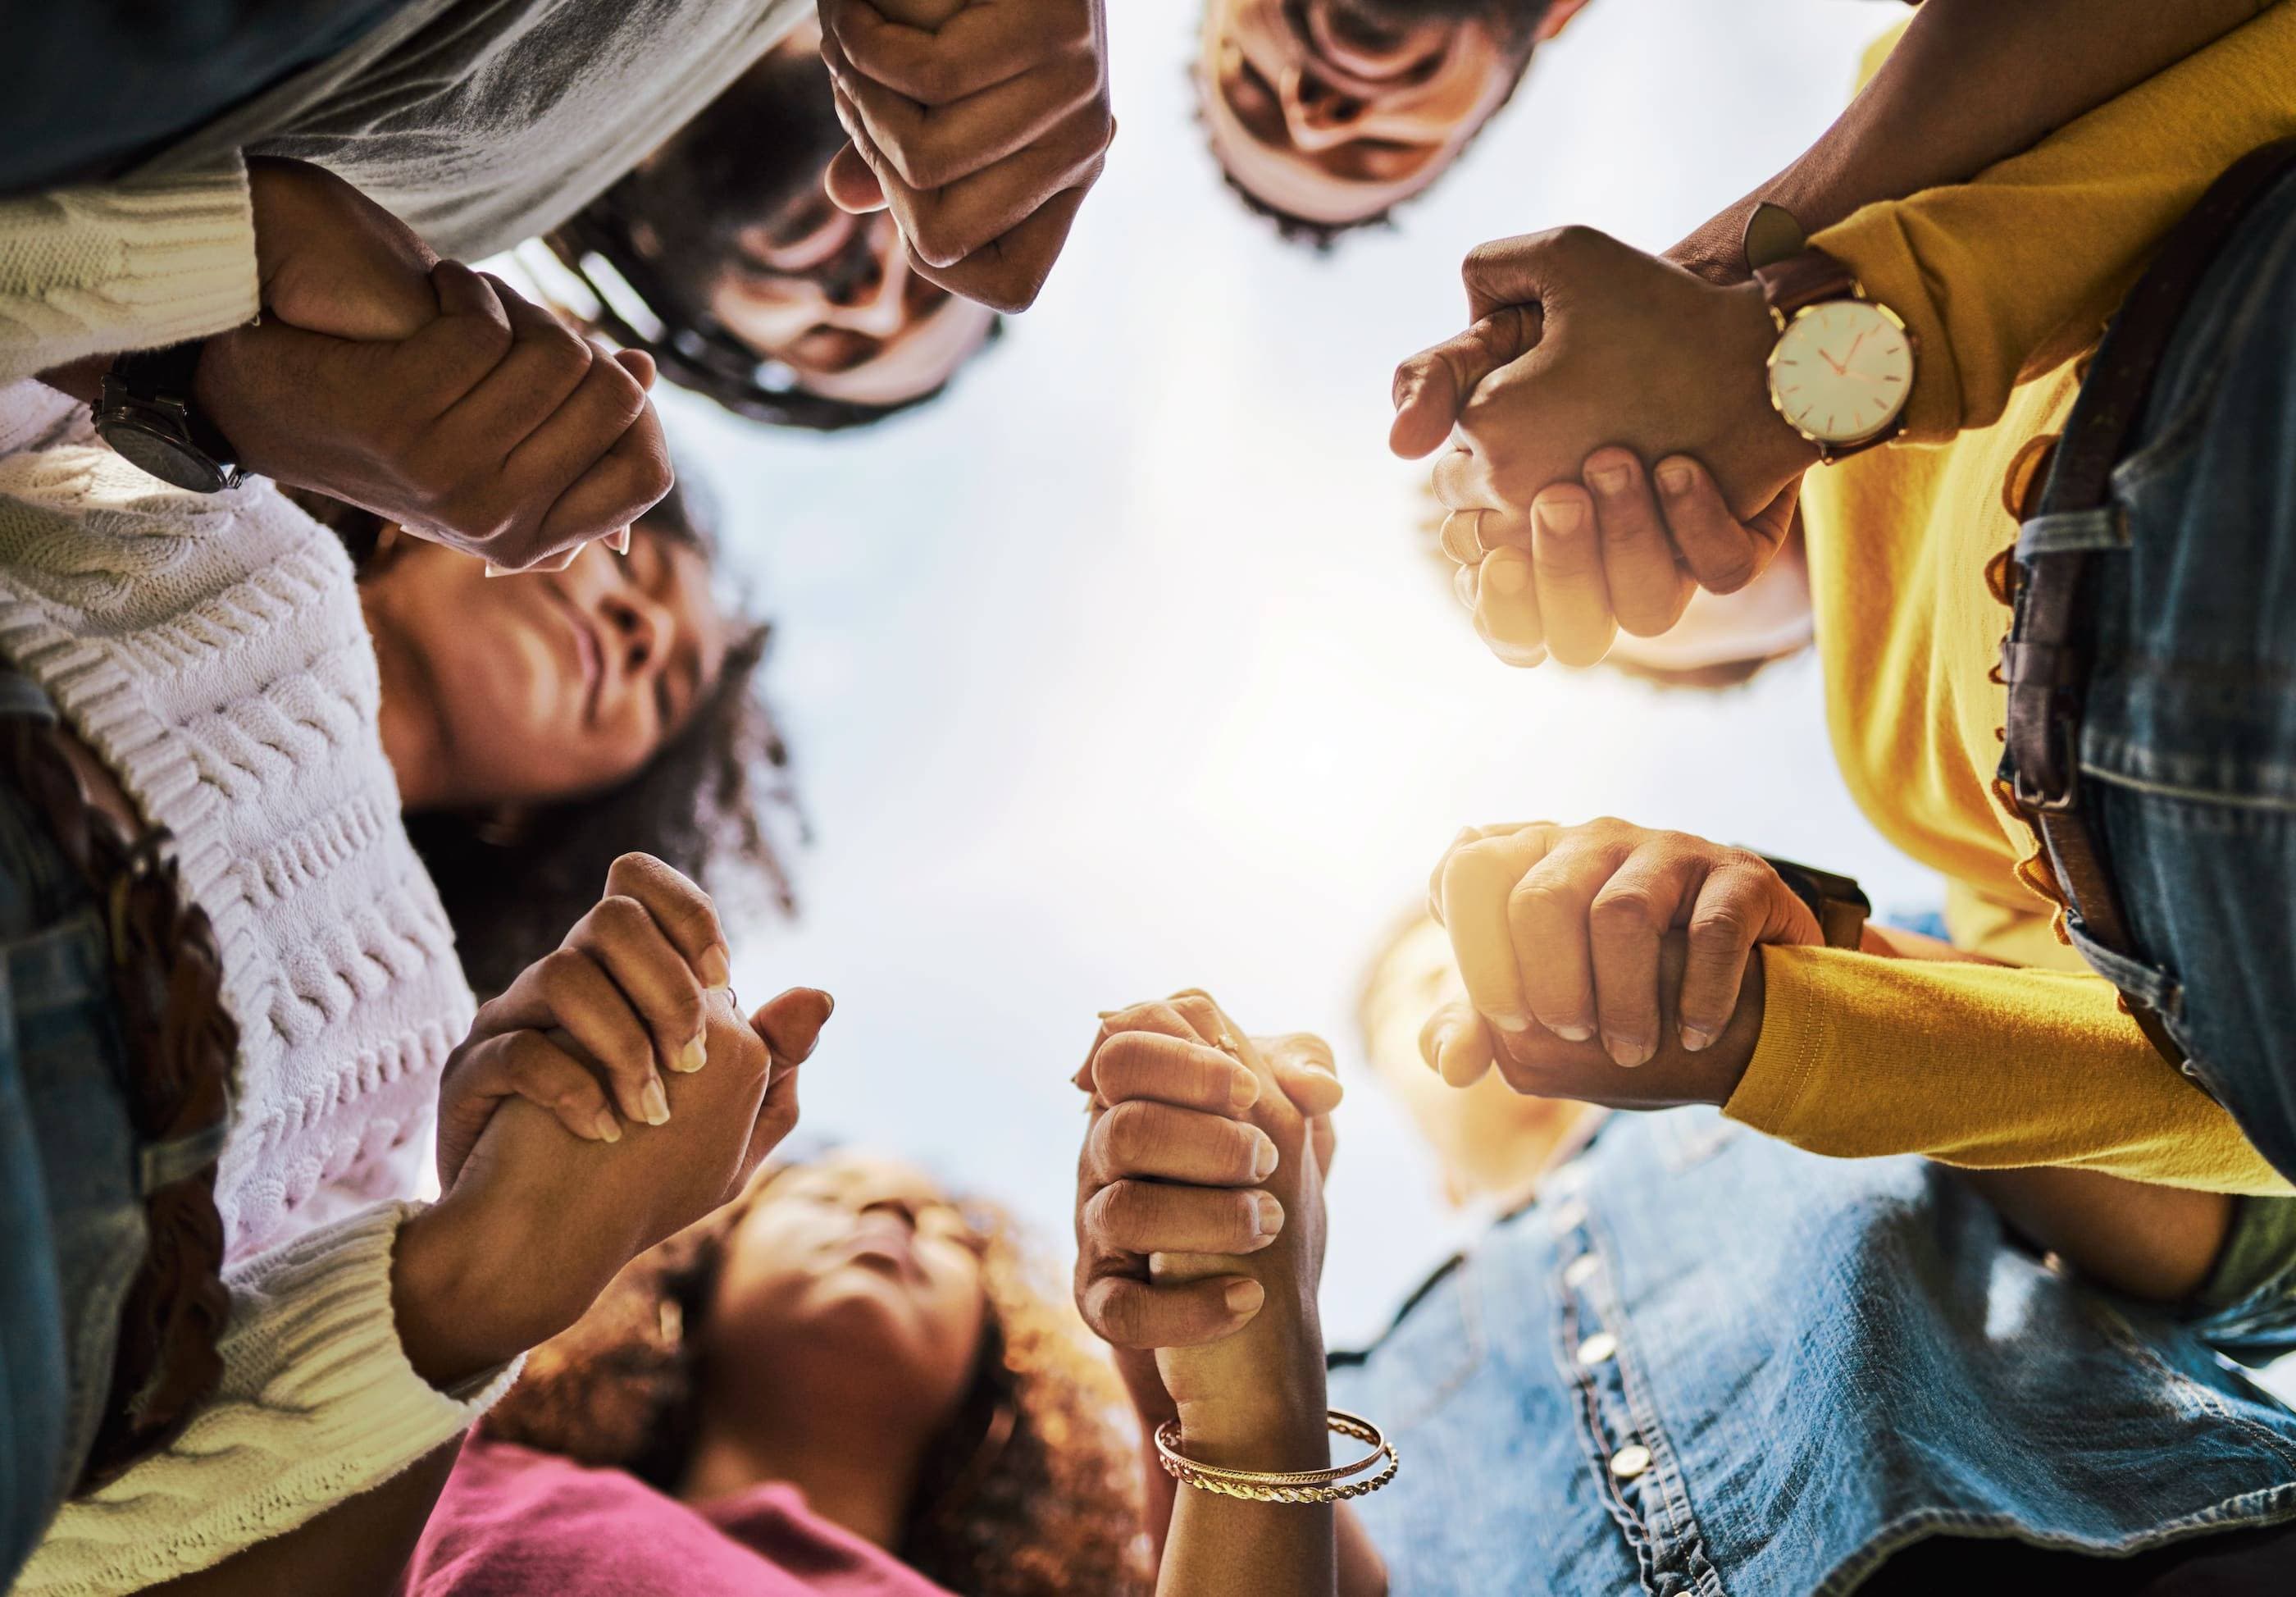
1767 299 1913 445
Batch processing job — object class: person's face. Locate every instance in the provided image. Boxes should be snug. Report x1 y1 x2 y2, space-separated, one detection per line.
1199 0 1549 230
705 1155 990 1423
370 526 731 809
708 194 997 408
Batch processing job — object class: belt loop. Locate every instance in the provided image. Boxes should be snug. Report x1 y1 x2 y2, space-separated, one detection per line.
2016 506 2128 559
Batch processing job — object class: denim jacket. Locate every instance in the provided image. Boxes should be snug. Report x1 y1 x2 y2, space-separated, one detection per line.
1328 1109 2296 1595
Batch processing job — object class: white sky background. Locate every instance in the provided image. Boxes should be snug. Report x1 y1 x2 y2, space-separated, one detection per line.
650 0 1927 1347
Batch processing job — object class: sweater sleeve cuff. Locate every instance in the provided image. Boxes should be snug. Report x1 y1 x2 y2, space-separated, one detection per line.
0 159 258 384
1810 203 1964 445
15 1201 522 1597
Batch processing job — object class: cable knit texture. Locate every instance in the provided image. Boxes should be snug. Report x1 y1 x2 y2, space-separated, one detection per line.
0 162 257 384
0 380 496 1594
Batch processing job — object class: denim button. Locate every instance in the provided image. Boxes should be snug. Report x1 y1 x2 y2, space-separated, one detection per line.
1609 1444 1651 1480
1576 1331 1617 1367
1562 1254 1600 1290
1549 1201 1588 1234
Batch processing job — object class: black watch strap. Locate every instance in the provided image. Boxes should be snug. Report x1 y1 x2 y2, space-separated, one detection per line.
1758 854 1870 951
109 341 240 469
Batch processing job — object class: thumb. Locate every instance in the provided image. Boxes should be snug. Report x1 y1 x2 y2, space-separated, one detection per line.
751 987 836 1065
1388 303 1541 459
1257 1033 1345 1118
823 142 888 214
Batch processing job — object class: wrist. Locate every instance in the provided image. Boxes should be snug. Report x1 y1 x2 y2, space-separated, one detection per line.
390 1199 574 1388
1719 279 1823 491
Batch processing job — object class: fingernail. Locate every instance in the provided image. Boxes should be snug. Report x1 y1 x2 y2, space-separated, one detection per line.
1492 1011 1531 1033
697 944 732 992
1550 1022 1596 1044
640 1079 671 1125
1588 464 1631 495
1251 1136 1278 1181
1681 1025 1716 1053
1606 1035 1652 1069
611 526 632 555
1425 1024 1456 1074
1536 498 1585 534
1483 554 1531 595
675 1033 707 1074
1453 563 1478 610
591 1109 622 1143
1253 1192 1284 1237
1492 641 1548 669
1230 1070 1261 1113
1225 1279 1265 1314
1657 462 1696 495
483 564 507 579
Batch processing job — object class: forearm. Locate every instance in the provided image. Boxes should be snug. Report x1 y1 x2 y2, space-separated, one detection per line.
1672 0 2267 278
1158 1396 1338 1597
145 1438 464 1597
1729 944 2292 1195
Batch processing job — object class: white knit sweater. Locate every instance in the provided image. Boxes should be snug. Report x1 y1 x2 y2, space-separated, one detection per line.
0 381 514 1595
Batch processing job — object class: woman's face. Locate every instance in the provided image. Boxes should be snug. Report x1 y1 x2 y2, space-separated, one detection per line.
367 525 731 809
1199 0 1534 230
709 193 997 408
706 1154 991 1424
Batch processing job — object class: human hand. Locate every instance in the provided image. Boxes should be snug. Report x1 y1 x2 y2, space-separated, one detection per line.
1392 228 1818 663
1429 819 1820 1066
433 853 736 1187
818 0 1114 313
1072 992 1342 1453
194 163 670 571
394 983 834 1385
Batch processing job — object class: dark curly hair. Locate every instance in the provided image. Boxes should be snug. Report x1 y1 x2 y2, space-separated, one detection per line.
484 1162 1154 1597
292 477 800 997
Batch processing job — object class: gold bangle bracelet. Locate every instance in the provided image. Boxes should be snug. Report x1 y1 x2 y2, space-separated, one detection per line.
1154 1411 1400 1503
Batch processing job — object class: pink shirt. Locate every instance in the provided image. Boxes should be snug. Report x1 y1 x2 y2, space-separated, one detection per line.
405 1438 956 1597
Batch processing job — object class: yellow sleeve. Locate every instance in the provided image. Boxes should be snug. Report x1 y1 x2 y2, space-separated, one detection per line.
1724 944 2292 1196
1811 0 2296 444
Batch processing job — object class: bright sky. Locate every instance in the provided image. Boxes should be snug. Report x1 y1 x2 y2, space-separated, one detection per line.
644 0 1930 1346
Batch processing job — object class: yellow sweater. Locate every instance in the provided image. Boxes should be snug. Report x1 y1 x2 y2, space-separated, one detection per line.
1720 2 2296 1195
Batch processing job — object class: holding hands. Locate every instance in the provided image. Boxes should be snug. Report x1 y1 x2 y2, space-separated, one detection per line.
1072 992 1343 1453
818 0 1114 313
1391 228 1818 666
1424 819 1823 1102
196 158 672 572
394 854 832 1387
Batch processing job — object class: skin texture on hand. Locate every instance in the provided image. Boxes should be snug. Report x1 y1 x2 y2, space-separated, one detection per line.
434 853 736 1184
818 0 1114 312
393 983 831 1387
1429 819 1822 1064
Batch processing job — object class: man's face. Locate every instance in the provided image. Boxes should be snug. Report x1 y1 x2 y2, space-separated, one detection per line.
1199 0 1555 233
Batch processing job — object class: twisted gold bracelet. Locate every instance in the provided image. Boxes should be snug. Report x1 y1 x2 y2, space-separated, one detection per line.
1154 1411 1400 1503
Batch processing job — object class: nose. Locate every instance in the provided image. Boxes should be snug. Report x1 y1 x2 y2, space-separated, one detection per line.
1282 66 1367 151
858 1195 920 1229
818 217 911 339
600 582 675 686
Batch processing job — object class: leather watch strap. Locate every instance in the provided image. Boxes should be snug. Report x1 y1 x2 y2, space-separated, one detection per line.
1752 248 1864 324
1758 854 1870 951
110 341 239 468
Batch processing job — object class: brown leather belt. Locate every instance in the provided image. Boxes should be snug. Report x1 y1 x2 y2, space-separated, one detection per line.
0 674 236 1491
2001 137 2296 1070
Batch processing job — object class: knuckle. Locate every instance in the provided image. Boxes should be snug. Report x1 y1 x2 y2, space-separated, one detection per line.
535 946 590 990
1589 888 1658 937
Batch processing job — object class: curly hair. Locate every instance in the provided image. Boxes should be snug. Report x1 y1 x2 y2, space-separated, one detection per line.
292 476 800 997
484 1166 1154 1596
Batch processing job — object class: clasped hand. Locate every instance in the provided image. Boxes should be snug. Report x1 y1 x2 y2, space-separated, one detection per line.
1422 819 1824 1106
194 157 672 573
1390 226 1820 666
818 0 1114 313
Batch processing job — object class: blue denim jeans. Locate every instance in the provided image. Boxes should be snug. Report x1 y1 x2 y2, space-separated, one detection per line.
0 748 145 1587
2049 162 2296 1181
1328 1110 2296 1597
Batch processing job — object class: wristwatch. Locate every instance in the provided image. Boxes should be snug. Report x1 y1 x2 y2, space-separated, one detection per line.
91 342 246 494
1758 854 1871 951
1742 206 1916 463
